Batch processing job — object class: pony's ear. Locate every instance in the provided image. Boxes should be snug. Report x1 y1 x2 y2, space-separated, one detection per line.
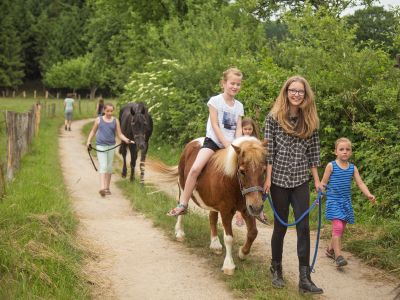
262 139 268 147
231 144 241 155
130 107 136 116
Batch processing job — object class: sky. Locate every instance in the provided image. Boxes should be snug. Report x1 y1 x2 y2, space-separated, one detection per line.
343 0 400 15
379 0 400 7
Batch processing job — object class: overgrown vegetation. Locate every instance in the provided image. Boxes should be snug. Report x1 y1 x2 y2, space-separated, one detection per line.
0 116 89 299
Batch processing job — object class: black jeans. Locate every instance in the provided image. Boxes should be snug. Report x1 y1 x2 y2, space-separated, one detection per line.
270 182 310 266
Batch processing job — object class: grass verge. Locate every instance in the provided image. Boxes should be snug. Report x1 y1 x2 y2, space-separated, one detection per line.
0 117 89 299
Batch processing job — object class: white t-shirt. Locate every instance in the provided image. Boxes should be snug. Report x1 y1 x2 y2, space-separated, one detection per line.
64 98 74 112
206 94 244 148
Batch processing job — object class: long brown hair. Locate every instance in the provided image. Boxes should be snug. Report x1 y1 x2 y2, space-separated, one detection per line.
270 76 319 138
242 117 260 139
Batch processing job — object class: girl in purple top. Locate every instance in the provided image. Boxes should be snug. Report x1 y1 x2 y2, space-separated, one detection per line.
86 103 133 197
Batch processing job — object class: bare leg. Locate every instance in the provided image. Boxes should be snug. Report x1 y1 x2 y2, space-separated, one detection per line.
99 173 106 196
167 148 214 216
105 173 112 190
235 211 244 226
180 148 214 204
331 236 342 257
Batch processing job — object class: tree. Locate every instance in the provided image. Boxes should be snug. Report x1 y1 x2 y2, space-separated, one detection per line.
346 6 399 55
0 1 24 90
43 53 106 98
235 0 358 19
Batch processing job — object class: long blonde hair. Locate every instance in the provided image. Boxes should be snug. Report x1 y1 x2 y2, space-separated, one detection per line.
270 76 319 139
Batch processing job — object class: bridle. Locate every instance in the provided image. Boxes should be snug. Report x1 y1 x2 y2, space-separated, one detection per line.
236 168 264 197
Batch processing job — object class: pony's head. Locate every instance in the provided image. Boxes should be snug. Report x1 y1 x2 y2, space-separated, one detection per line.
213 136 267 216
129 103 149 150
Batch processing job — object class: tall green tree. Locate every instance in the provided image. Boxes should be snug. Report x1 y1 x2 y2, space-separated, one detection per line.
33 2 88 74
236 0 358 19
44 53 106 98
0 0 24 90
346 6 399 55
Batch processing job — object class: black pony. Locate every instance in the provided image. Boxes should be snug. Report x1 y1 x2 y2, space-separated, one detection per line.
119 102 153 182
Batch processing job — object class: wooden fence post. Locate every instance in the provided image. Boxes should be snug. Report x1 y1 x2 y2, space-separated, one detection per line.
35 103 41 136
5 104 41 181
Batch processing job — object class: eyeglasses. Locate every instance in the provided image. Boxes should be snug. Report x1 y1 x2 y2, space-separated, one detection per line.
288 89 305 96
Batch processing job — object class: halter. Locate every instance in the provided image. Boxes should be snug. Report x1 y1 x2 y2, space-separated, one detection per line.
236 170 264 196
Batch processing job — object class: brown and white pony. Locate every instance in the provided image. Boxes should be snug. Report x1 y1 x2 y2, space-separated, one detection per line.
148 136 267 275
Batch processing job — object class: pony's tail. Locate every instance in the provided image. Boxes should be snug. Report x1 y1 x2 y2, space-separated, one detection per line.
145 159 179 184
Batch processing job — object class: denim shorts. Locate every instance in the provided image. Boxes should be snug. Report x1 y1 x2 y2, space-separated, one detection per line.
96 144 115 173
202 137 221 152
65 111 73 120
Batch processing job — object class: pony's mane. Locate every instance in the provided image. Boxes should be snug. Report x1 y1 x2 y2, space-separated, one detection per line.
211 136 266 177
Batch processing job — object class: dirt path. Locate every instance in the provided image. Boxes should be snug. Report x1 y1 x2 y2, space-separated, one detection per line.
59 119 235 299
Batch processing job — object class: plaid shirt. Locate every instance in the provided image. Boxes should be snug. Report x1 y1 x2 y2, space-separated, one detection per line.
264 114 320 188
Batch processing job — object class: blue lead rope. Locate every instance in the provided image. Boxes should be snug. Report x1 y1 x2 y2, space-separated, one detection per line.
262 191 325 272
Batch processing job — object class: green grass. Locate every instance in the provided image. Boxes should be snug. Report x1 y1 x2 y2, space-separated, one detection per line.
0 97 107 162
0 117 90 299
148 141 182 165
342 220 400 276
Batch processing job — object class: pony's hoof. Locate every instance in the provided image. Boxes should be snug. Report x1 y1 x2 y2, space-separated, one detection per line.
222 268 235 276
176 235 185 242
238 246 248 260
210 236 223 255
211 248 223 255
121 174 127 178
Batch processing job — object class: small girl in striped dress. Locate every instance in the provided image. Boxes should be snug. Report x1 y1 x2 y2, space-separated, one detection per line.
321 137 376 267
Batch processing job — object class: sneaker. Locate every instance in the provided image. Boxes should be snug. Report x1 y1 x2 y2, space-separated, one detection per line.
325 248 335 260
336 255 348 267
104 189 111 195
99 189 106 197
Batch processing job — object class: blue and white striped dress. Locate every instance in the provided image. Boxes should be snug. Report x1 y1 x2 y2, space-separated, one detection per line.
325 161 355 224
